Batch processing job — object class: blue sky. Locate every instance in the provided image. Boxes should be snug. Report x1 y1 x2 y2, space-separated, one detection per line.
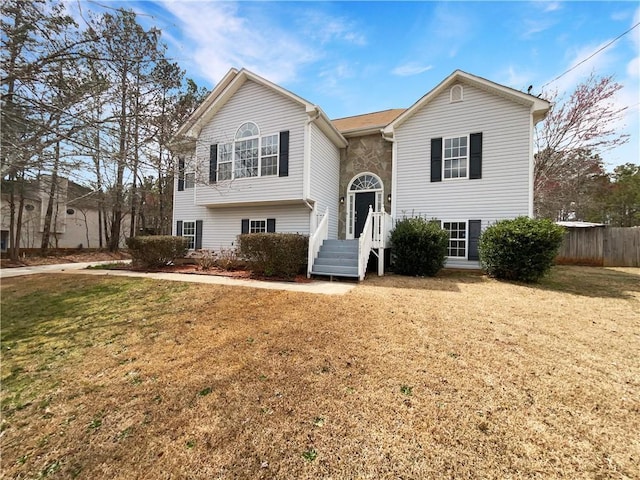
83 1 639 170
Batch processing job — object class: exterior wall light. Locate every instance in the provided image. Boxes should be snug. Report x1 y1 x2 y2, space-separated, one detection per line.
387 193 392 204
340 196 345 204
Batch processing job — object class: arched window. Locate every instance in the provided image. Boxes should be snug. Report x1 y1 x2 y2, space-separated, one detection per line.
234 122 260 178
450 84 463 103
349 173 382 192
216 122 280 181
235 122 259 139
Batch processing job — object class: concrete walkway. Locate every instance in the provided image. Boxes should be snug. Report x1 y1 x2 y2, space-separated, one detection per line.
0 261 356 295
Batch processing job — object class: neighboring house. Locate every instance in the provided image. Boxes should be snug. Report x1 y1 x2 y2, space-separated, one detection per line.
0 176 124 251
171 68 550 278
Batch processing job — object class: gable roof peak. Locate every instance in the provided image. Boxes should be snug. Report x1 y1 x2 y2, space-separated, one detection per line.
383 70 551 134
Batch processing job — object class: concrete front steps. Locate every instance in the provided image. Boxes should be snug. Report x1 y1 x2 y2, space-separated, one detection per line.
310 239 359 278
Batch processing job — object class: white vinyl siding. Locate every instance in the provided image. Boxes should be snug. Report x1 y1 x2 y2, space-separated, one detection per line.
309 123 340 239
394 83 531 224
393 83 532 268
194 80 306 206
202 204 310 250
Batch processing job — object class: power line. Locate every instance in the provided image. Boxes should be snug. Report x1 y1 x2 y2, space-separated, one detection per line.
541 21 640 90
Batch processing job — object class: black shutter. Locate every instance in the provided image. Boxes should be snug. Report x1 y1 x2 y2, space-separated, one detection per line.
266 218 276 233
195 220 203 249
468 220 481 260
241 219 249 234
430 138 442 182
279 131 289 177
178 158 185 191
469 133 482 180
176 220 183 236
209 144 218 183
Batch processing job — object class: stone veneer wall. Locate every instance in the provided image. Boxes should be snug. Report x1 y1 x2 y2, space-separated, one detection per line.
338 133 393 239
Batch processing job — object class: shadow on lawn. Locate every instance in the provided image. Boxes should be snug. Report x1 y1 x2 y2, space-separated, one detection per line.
527 266 640 300
363 269 486 292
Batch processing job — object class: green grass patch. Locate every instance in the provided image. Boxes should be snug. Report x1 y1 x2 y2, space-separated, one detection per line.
0 276 189 418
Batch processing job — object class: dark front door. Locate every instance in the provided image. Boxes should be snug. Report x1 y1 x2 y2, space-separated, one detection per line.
354 191 376 238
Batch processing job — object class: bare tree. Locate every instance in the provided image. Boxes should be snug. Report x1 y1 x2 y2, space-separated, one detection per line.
534 74 629 219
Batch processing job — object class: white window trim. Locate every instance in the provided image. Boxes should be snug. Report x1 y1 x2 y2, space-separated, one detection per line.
249 218 267 234
442 134 469 181
450 84 464 103
182 220 196 250
216 121 279 182
184 171 195 189
442 220 468 259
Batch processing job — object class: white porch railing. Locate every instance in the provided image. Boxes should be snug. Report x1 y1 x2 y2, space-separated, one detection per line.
372 211 393 248
307 207 329 278
358 206 374 280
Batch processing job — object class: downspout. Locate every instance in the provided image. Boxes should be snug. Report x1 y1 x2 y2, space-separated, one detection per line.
528 105 535 218
304 107 321 231
381 129 396 218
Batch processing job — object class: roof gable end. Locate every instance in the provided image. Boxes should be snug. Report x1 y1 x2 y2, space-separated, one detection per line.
173 68 346 148
383 70 551 134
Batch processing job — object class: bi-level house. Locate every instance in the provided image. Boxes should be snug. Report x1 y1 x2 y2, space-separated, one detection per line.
171 68 550 279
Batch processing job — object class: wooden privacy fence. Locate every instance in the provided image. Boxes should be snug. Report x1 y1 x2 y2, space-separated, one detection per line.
556 226 640 267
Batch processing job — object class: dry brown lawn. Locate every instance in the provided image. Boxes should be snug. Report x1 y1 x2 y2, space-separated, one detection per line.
1 267 639 479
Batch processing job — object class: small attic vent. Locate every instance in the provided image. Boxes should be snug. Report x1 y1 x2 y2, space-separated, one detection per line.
66 208 75 215
450 84 463 103
24 204 35 211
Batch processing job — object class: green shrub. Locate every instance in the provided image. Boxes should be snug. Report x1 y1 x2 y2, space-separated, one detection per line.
237 233 308 278
390 217 449 276
479 217 565 282
126 235 189 268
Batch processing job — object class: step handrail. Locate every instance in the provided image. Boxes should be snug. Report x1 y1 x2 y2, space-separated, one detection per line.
307 207 329 278
372 210 394 248
358 206 374 281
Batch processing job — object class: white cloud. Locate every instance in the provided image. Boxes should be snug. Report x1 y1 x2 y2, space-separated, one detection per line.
542 2 562 13
158 1 317 85
544 39 618 95
499 66 532 91
628 56 640 78
391 63 433 77
542 19 640 170
297 11 367 46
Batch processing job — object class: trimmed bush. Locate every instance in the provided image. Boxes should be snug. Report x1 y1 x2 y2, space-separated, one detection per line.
479 217 565 282
126 235 189 268
237 233 308 278
390 217 449 276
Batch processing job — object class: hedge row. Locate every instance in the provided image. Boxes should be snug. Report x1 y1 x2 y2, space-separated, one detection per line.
237 233 308 278
126 235 188 268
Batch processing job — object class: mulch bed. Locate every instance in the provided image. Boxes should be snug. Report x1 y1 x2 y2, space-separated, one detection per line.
115 263 313 283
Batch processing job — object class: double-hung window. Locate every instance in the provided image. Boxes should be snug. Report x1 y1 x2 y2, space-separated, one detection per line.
261 134 278 176
443 136 468 179
182 221 196 249
218 143 233 181
184 172 195 189
443 221 467 257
